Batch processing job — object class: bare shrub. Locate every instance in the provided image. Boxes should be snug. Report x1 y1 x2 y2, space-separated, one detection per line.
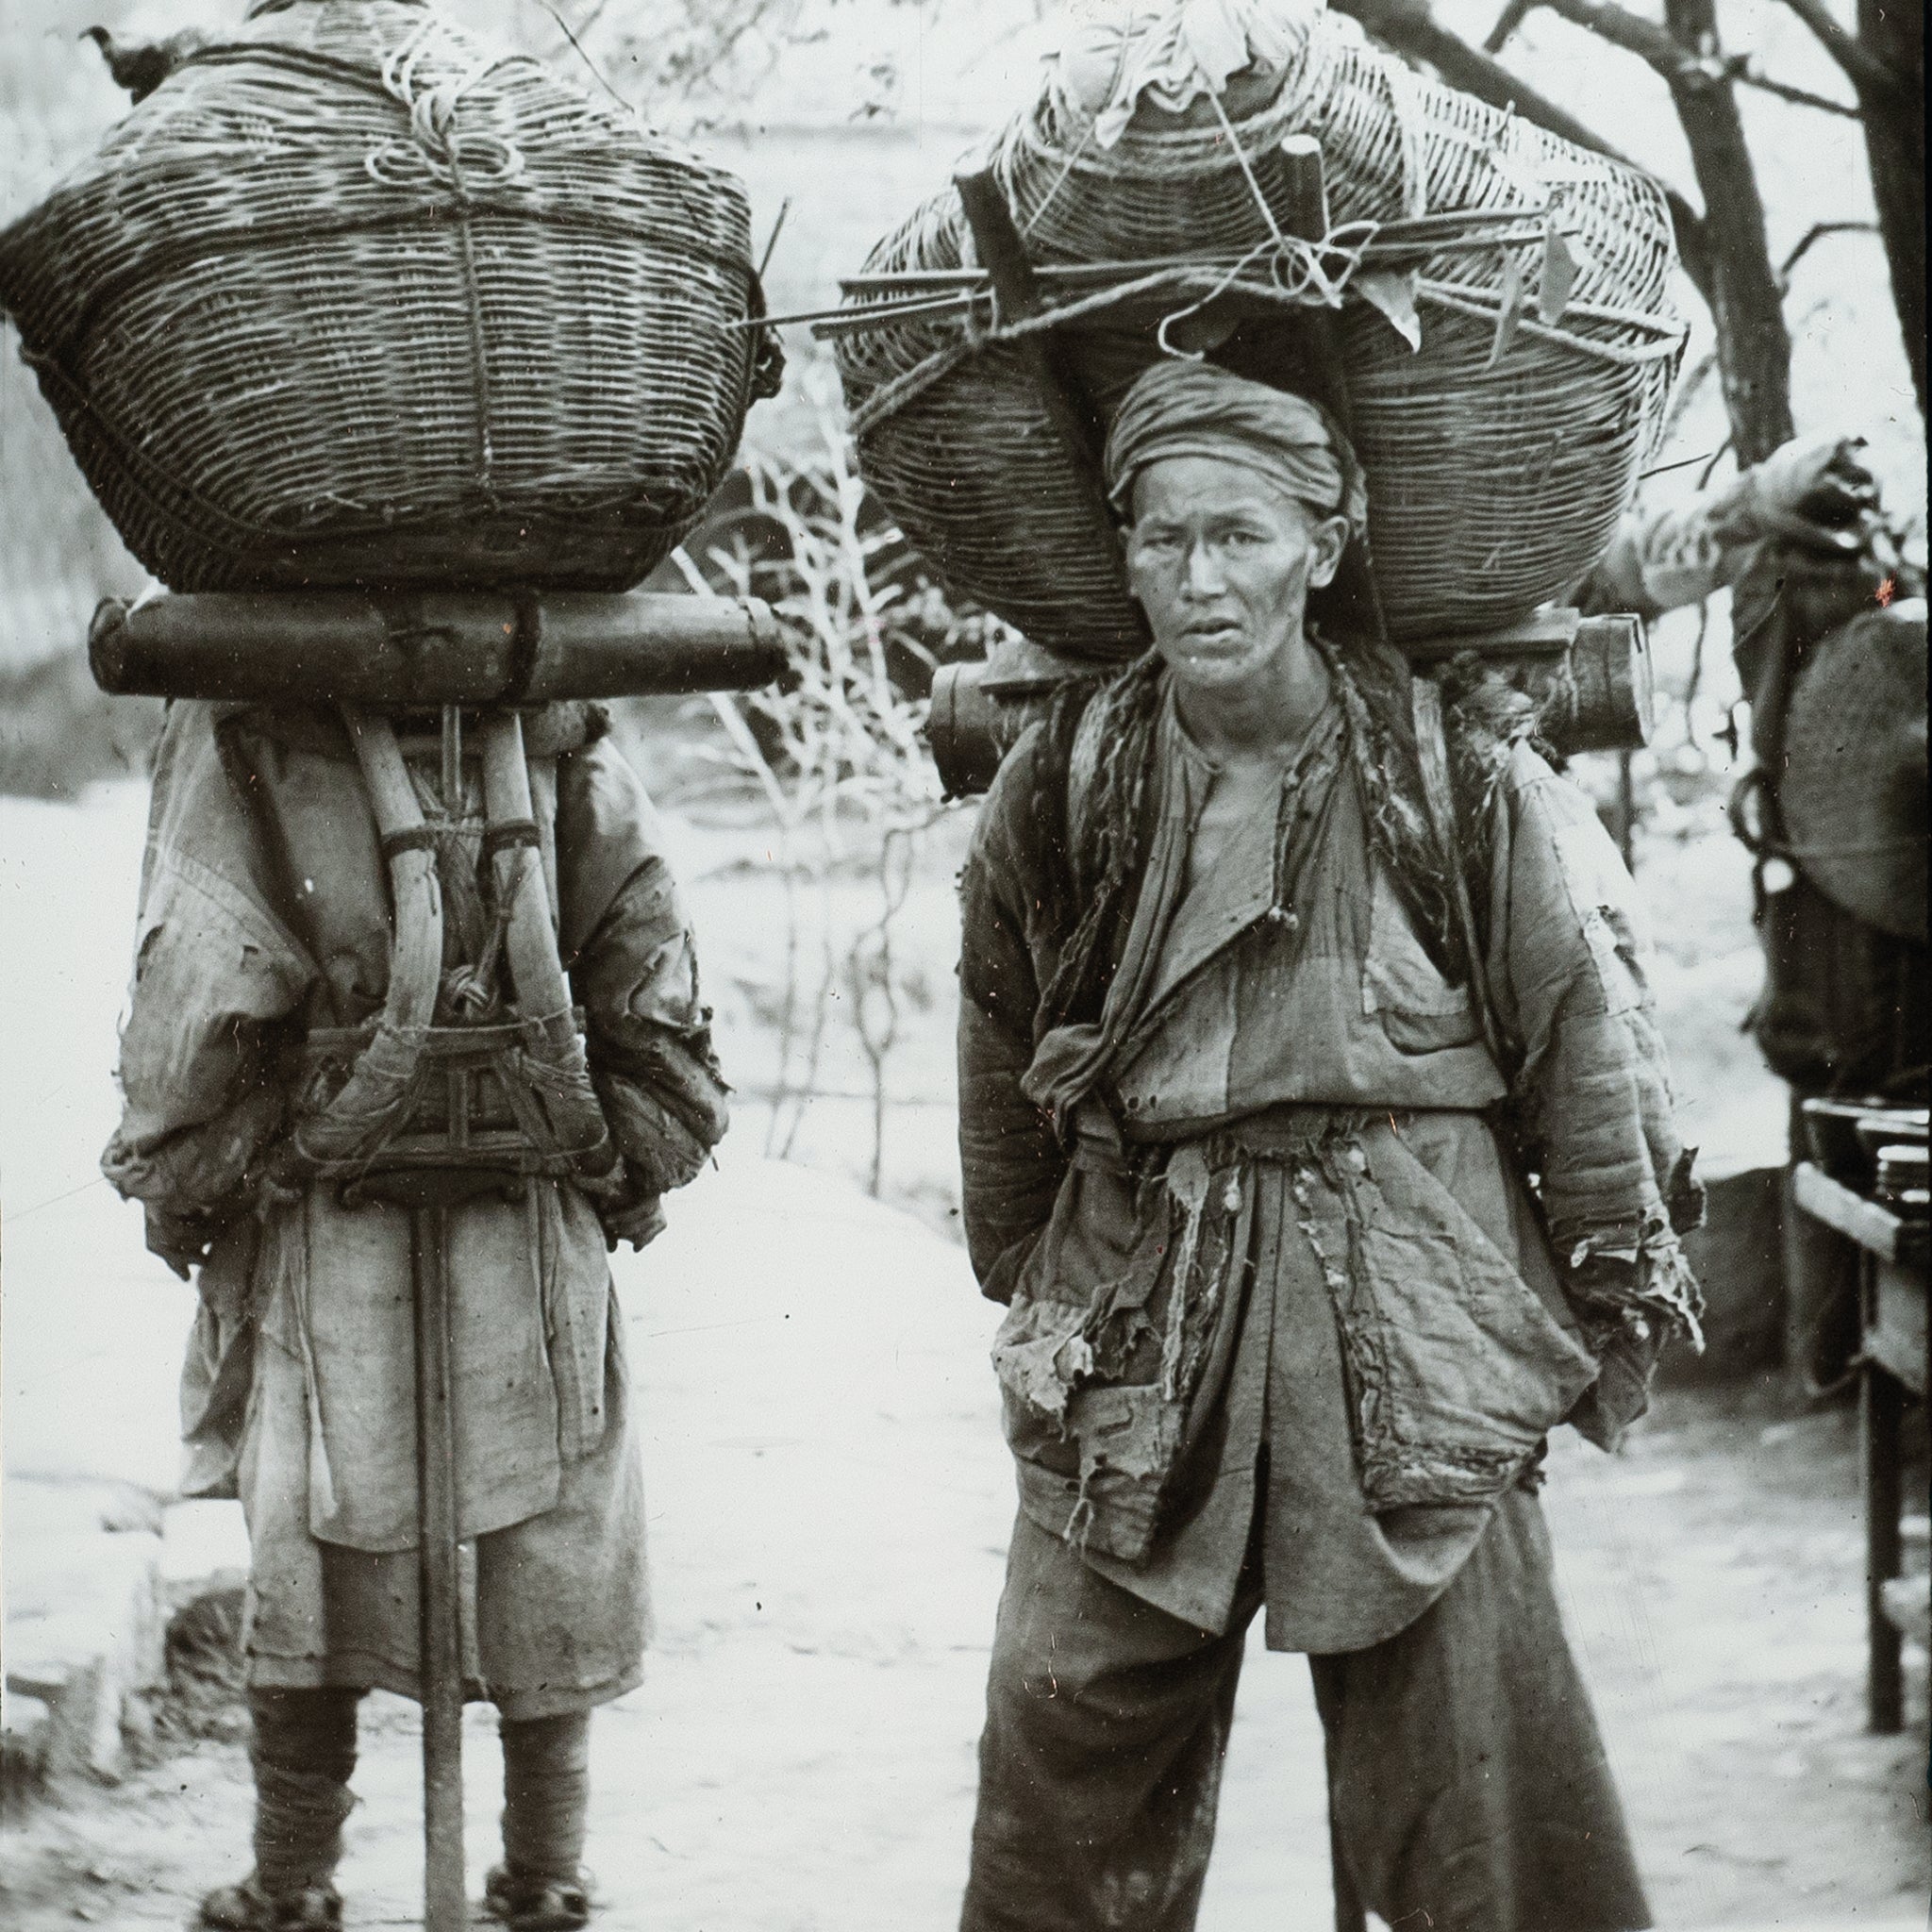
672 375 1003 1192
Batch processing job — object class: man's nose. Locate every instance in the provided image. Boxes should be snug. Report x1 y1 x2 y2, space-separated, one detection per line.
1182 540 1225 596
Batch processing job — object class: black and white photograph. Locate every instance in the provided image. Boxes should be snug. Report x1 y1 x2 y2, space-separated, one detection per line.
0 1 1924 1928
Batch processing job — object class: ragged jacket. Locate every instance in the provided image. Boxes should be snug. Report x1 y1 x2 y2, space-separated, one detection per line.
101 699 726 1548
958 652 1703 1565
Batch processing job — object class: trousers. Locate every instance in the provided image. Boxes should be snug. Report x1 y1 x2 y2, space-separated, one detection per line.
960 1489 1651 1932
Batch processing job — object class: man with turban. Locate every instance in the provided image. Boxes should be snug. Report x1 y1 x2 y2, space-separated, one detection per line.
953 358 1703 1931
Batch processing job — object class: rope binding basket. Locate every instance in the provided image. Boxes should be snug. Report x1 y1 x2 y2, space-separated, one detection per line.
0 0 784 594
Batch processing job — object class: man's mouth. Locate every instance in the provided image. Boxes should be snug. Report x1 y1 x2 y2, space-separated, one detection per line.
1181 619 1243 643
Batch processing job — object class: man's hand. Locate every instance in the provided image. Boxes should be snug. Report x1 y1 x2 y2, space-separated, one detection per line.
601 1191 667 1254
144 1204 222 1280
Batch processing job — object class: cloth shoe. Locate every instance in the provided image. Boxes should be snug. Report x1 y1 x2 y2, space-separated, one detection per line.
196 1874 341 1931
483 1863 594 1931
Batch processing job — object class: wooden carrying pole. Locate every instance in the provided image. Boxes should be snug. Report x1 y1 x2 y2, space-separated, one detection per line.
342 708 469 1932
90 589 788 706
413 1197 465 1932
953 167 1149 656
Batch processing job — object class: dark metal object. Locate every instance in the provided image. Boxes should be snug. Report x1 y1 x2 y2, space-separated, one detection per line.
89 589 787 705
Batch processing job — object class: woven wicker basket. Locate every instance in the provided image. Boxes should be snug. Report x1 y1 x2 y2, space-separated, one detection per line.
0 0 773 593
836 0 1684 659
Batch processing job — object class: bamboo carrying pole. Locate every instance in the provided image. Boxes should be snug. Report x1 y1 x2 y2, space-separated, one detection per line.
952 167 1149 658
342 708 470 1932
89 589 787 705
924 611 1655 797
412 1195 465 1932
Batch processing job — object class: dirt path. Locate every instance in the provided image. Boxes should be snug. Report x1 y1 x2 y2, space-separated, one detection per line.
5 1348 1924 1929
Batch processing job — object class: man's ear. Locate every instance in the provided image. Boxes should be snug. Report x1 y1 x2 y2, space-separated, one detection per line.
1306 513 1352 589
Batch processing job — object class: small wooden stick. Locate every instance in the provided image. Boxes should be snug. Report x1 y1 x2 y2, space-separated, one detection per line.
413 1196 466 1932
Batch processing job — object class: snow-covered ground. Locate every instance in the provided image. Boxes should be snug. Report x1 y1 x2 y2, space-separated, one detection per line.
3 785 1925 1930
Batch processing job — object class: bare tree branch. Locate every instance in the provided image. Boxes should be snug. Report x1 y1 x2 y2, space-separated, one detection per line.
527 0 634 111
1483 0 1535 54
1331 0 1713 297
1539 0 1693 75
1661 0 1792 460
1536 0 1860 110
1732 65 1860 116
1777 220 1879 289
1510 0 1798 455
1777 0 1892 93
1853 0 1925 413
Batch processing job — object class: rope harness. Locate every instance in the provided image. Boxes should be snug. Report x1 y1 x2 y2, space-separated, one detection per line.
277 706 616 1204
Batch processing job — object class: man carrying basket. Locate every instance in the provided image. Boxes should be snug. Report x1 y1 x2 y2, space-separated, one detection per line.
102 697 727 1932
954 358 1704 1932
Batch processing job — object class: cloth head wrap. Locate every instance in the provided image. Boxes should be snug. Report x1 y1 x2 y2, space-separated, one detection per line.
1103 359 1368 539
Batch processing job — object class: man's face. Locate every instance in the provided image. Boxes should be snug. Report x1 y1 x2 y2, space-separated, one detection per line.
1124 455 1349 693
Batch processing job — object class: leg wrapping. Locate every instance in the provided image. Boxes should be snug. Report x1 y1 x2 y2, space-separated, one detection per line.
501 1710 592 1881
248 1688 360 1896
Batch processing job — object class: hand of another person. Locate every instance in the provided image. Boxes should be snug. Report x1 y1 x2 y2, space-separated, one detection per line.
1743 433 1880 551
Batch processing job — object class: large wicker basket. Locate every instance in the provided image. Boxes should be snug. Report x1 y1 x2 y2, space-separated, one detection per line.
835 0 1684 659
0 0 774 593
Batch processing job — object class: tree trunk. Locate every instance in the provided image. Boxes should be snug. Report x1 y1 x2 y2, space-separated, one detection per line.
1659 0 1794 462
1854 0 1925 419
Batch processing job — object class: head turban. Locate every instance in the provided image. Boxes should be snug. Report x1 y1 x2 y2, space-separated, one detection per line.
1103 359 1368 539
